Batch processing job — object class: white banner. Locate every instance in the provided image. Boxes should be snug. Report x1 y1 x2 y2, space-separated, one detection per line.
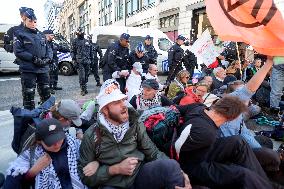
191 29 219 67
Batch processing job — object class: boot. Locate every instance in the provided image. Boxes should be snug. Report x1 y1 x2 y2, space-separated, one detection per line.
50 85 55 94
54 84 63 90
81 86 87 96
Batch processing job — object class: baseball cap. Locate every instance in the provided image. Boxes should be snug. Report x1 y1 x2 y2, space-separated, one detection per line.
35 118 66 147
56 99 82 126
145 35 151 40
120 33 130 41
133 62 143 74
142 79 159 90
177 35 186 41
97 79 127 111
43 30 54 35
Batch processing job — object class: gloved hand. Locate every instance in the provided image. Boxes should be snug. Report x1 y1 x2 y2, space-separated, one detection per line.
33 56 51 67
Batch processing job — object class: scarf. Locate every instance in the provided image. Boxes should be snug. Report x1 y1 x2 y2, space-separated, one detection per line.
99 113 129 143
136 91 162 110
7 134 87 189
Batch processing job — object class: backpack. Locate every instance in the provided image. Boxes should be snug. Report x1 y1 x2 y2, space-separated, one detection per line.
10 96 56 154
139 106 181 159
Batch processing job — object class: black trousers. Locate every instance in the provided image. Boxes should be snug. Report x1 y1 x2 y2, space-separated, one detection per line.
186 136 272 189
77 63 90 89
21 72 50 110
166 63 182 84
90 59 100 83
49 63 59 87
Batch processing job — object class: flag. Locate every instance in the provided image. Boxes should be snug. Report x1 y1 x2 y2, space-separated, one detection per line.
205 0 284 56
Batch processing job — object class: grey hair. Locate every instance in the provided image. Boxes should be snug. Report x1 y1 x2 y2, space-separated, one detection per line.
213 67 224 76
148 64 157 71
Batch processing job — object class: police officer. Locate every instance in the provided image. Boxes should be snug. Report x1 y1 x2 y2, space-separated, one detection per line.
43 30 70 94
183 41 198 79
88 34 103 87
71 28 92 96
166 35 186 84
129 42 150 73
13 9 53 110
102 33 131 93
144 35 158 64
3 7 34 54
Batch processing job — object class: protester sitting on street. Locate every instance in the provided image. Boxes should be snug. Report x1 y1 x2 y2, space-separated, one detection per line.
130 79 173 110
167 70 190 100
145 64 165 90
226 60 242 80
4 118 87 189
175 96 273 189
78 80 191 189
126 62 143 100
218 57 282 175
203 75 213 92
246 58 262 81
179 81 219 107
212 67 226 91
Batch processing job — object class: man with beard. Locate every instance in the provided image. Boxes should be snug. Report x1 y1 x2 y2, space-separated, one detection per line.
78 79 191 189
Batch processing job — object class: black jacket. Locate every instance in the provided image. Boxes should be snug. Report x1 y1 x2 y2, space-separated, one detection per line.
13 27 53 73
168 43 184 67
71 37 92 64
129 50 150 72
4 23 24 53
144 44 158 63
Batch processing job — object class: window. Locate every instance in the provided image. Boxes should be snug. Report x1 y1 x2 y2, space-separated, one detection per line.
158 38 172 51
133 0 138 12
97 34 120 49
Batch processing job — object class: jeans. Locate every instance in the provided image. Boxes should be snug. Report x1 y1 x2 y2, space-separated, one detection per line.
270 67 284 108
100 159 184 189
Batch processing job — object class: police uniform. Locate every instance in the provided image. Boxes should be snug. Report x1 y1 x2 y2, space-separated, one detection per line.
166 35 186 84
102 33 131 92
129 43 150 73
71 28 92 96
43 30 70 93
144 35 158 64
183 47 198 79
13 10 53 110
88 35 103 86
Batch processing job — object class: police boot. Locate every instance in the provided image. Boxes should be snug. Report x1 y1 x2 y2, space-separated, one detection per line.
50 85 55 94
38 85 51 104
81 86 86 96
23 88 35 110
85 85 88 94
54 83 63 90
96 81 102 87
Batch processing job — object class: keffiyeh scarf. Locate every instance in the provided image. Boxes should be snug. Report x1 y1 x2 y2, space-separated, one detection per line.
7 134 87 189
136 91 162 110
99 113 129 143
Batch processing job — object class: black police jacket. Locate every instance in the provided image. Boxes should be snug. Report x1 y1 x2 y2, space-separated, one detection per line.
71 37 92 64
144 44 158 63
105 41 131 74
183 49 198 69
4 23 24 53
129 50 150 72
168 43 184 67
90 42 103 61
13 27 53 73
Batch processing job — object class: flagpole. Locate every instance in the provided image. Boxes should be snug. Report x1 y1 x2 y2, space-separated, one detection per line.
235 42 243 79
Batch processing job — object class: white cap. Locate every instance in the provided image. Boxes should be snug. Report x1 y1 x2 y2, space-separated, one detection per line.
97 79 127 111
133 62 143 74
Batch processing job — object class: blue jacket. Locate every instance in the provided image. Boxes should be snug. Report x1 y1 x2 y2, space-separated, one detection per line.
13 27 53 73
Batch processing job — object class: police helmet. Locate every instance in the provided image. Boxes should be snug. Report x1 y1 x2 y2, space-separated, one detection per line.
136 43 145 53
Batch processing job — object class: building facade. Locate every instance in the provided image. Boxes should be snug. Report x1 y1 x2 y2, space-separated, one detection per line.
44 0 63 33
58 0 214 42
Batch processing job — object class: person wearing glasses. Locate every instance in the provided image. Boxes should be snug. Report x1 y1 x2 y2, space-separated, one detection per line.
13 9 53 110
102 33 131 93
167 70 190 100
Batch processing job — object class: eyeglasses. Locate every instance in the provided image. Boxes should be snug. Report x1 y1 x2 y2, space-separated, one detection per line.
185 76 190 79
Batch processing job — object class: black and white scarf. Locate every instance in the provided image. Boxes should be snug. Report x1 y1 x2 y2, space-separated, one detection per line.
136 91 162 110
99 113 129 143
7 134 87 189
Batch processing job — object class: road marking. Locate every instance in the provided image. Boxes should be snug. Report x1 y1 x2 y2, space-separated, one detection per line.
0 78 20 82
